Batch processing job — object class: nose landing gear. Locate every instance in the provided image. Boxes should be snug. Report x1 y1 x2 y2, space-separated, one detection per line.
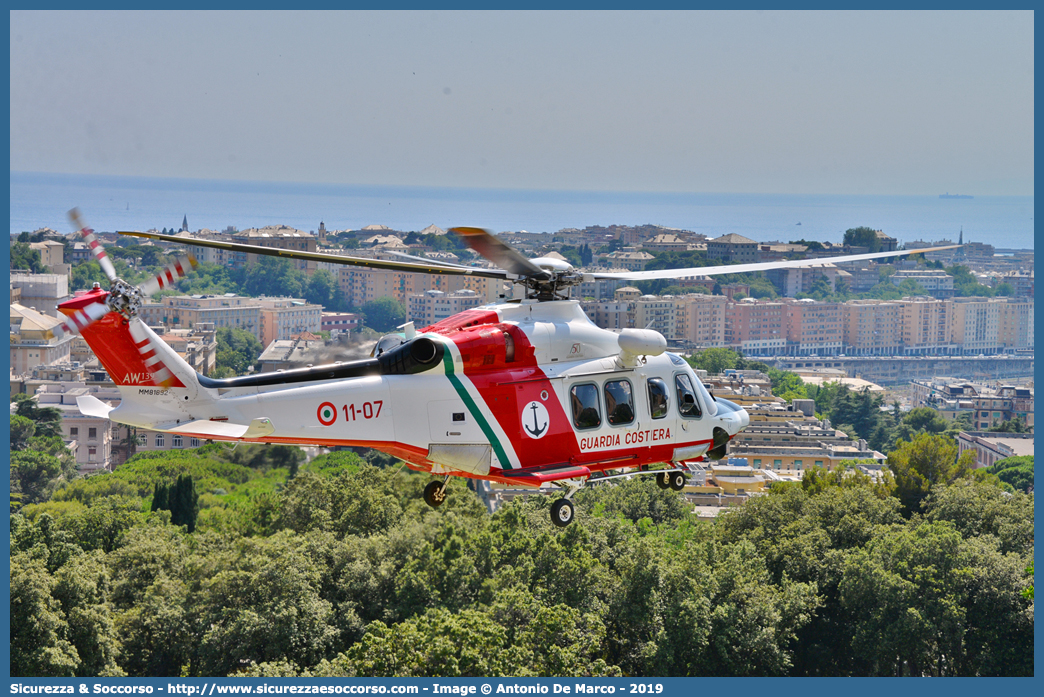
656 470 688 491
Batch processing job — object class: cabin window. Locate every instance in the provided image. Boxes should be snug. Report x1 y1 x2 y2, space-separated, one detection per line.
674 374 702 418
604 380 635 425
570 383 601 430
647 378 669 420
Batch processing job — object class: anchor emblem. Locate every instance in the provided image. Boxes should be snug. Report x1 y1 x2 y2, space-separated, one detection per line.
522 401 549 439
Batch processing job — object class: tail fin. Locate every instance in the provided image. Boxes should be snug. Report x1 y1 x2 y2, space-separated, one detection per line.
58 292 200 394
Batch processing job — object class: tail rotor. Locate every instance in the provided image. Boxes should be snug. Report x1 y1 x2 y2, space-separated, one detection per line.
56 209 198 340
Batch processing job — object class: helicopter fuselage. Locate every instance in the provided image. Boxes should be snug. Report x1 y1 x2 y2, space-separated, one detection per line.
76 295 748 487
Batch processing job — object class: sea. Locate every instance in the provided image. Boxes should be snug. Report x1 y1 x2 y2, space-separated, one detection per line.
8 171 1036 250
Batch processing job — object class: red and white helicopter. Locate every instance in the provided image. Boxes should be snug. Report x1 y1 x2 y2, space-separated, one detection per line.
59 210 958 526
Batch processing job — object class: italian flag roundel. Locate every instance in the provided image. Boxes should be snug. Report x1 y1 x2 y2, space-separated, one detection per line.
318 402 337 426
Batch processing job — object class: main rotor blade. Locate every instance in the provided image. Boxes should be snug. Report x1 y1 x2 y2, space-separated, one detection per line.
69 208 118 282
54 300 110 339
137 254 199 297
386 250 476 269
450 227 551 281
589 244 964 281
118 230 514 280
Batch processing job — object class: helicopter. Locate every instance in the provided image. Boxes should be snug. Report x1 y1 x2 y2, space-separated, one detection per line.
58 210 959 526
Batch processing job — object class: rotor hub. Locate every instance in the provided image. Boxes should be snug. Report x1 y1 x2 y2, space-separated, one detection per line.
107 278 145 318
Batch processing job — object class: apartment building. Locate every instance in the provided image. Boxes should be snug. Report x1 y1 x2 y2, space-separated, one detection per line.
913 380 1034 430
766 264 852 298
784 299 843 356
890 269 955 299
139 294 261 340
257 297 323 348
724 299 786 356
706 233 758 264
949 297 1002 355
10 303 73 374
37 383 119 473
582 300 633 331
998 297 1034 352
231 226 318 273
321 311 362 336
899 297 954 355
674 294 728 348
603 249 655 271
407 289 483 327
634 295 677 339
842 300 904 356
957 432 1034 469
9 273 70 318
338 266 501 308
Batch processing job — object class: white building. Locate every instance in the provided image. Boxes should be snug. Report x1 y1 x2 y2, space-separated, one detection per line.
406 289 483 327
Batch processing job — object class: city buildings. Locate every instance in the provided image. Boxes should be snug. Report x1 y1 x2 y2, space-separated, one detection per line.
406 289 484 327
957 432 1034 469
912 379 1034 430
706 233 759 263
232 226 318 273
10 272 70 318
140 294 261 340
257 298 323 347
843 300 904 356
321 311 362 336
10 303 73 374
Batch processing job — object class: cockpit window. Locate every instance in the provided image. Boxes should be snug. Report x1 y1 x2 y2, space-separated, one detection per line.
604 379 635 425
570 383 601 430
647 378 669 419
675 374 702 418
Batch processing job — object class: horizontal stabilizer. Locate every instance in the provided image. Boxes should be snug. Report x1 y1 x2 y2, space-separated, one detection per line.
161 417 276 440
76 394 114 419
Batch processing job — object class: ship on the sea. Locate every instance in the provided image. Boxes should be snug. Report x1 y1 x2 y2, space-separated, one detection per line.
940 192 974 199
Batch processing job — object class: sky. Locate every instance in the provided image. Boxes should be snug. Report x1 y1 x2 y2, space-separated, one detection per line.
9 10 1034 196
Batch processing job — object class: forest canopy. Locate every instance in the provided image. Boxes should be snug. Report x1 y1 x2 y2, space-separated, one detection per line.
9 441 1033 678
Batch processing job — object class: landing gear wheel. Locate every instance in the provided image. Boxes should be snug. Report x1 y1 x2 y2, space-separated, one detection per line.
669 472 687 491
423 481 447 508
550 498 575 527
655 472 671 490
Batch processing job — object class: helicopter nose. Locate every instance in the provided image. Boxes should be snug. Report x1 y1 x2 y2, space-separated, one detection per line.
714 397 750 435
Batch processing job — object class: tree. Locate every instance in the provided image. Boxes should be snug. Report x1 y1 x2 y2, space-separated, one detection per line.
242 256 305 299
360 297 406 333
11 242 47 273
13 394 64 439
304 269 337 308
886 433 975 515
11 414 37 449
985 455 1033 493
9 556 79 676
842 227 881 253
169 475 199 533
149 475 199 533
12 451 67 507
214 327 263 376
686 347 739 375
